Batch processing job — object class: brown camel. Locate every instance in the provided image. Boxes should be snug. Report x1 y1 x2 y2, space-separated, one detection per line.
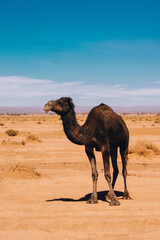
43 97 131 206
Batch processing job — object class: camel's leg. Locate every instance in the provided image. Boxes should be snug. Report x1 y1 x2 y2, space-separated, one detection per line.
105 148 119 201
120 146 131 199
102 146 120 206
85 146 98 204
110 148 119 189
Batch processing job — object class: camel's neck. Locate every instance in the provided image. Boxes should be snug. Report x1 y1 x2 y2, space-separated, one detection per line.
61 108 88 145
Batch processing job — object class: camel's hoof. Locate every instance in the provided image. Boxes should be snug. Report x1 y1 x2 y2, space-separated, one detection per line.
123 195 132 199
109 199 120 206
123 191 132 199
86 198 98 204
105 191 120 206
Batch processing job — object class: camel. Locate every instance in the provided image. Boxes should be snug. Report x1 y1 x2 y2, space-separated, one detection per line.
43 97 131 206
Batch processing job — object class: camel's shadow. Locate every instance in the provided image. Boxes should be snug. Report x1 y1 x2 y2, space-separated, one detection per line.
46 190 123 203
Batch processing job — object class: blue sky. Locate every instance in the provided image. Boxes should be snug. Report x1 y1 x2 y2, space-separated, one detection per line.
0 0 160 106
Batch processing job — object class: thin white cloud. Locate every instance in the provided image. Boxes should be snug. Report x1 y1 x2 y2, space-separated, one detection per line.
0 76 53 84
0 76 160 106
0 76 81 98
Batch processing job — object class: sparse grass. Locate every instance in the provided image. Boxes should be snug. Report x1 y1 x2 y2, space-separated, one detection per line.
129 140 160 156
1 139 26 146
8 163 41 179
5 129 19 136
1 140 7 145
155 118 160 124
122 114 158 122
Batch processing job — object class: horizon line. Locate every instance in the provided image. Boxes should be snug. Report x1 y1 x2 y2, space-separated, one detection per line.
0 105 159 114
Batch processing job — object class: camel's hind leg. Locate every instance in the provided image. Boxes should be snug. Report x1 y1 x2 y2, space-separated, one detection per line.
120 145 131 199
105 148 119 202
102 145 120 206
85 145 98 204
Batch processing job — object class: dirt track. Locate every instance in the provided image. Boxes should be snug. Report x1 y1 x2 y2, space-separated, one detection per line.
0 114 160 240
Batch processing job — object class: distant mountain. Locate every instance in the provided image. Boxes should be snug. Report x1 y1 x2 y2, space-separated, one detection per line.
0 106 159 114
0 107 44 114
77 106 160 114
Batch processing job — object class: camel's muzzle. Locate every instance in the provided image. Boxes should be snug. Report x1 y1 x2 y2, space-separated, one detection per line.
43 100 56 113
44 109 49 113
43 106 51 113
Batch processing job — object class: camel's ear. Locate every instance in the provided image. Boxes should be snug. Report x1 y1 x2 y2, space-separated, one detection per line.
68 97 75 109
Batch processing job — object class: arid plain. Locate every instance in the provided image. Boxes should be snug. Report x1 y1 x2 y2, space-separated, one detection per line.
0 113 160 240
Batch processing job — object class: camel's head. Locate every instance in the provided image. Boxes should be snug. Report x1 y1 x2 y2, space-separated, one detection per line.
43 97 74 115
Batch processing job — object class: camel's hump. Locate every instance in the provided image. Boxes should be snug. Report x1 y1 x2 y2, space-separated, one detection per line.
98 103 113 111
88 104 116 116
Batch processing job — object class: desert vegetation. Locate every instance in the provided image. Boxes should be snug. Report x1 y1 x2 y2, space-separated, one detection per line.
1 139 26 146
5 129 19 136
6 163 41 179
26 134 41 142
129 140 160 156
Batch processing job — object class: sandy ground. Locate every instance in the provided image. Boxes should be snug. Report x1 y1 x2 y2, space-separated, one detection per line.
0 113 160 240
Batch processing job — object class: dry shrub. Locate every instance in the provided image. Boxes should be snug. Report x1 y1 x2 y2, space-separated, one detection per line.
155 118 160 124
5 129 19 136
1 140 7 145
26 134 41 142
1 139 26 146
6 163 41 179
129 140 160 156
21 140 26 145
0 123 4 126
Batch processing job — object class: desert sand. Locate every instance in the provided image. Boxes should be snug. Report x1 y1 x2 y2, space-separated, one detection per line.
0 113 160 240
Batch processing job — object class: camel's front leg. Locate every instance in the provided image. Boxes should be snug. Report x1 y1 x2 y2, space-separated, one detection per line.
102 147 120 206
85 146 98 204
